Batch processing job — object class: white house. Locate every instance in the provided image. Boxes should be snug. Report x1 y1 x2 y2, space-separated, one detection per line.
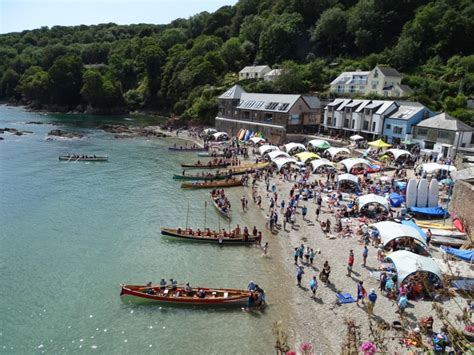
264 69 282 82
329 70 369 94
239 65 271 81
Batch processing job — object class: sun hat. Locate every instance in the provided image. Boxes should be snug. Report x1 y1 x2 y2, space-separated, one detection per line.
370 288 375 293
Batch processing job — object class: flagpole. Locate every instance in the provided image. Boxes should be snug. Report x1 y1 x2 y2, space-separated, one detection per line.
204 201 207 230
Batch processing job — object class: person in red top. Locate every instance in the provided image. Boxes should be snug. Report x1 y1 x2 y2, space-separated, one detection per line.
347 249 355 277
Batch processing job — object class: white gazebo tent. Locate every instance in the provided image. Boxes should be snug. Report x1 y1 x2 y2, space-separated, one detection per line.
373 221 427 248
307 139 331 150
248 137 265 145
339 158 371 173
337 173 359 185
358 194 389 210
386 149 412 161
272 157 298 171
385 250 442 287
350 134 364 141
267 150 291 161
326 147 351 161
212 132 229 141
258 145 279 156
283 143 306 155
422 163 457 174
310 159 335 172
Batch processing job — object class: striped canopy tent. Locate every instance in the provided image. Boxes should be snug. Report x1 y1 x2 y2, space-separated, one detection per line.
295 152 320 163
267 150 291 161
339 158 371 173
373 221 427 249
272 157 298 171
258 144 279 156
310 159 335 172
307 139 331 150
368 139 391 149
385 250 442 287
248 137 265 145
358 194 389 210
325 147 351 161
386 148 412 161
283 143 306 155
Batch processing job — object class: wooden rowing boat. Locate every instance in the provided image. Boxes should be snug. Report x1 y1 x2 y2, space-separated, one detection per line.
415 221 457 231
422 228 467 239
120 284 251 306
160 227 256 244
430 236 465 247
197 152 225 157
181 162 230 169
174 162 269 181
168 147 207 152
59 155 108 161
211 193 231 221
173 173 231 181
181 179 243 189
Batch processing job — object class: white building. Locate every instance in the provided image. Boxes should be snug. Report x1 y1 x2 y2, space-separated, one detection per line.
329 70 369 94
264 69 282 82
239 65 271 81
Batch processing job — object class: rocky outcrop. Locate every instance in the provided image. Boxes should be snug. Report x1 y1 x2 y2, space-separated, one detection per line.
47 129 83 139
1 127 33 136
99 124 170 139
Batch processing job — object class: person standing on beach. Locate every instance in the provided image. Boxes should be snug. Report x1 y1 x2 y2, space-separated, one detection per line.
309 276 318 298
362 246 368 267
309 248 315 265
293 248 299 265
262 242 268 257
426 229 432 246
315 206 320 221
367 289 377 316
302 205 308 221
347 250 355 277
296 266 304 287
356 281 366 305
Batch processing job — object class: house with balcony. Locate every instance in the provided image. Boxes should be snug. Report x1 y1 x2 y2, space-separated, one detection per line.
329 71 369 95
413 112 473 158
216 85 322 144
365 66 413 97
238 65 271 81
382 102 434 144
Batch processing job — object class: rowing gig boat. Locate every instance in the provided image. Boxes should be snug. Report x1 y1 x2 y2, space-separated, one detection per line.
430 236 465 247
211 194 231 221
168 147 207 152
160 227 256 244
180 163 230 169
173 173 231 181
422 228 467 239
59 155 108 161
415 221 458 231
181 179 243 189
120 284 251 306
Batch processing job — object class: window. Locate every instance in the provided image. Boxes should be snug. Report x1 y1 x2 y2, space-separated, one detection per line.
438 131 449 139
264 113 273 123
351 120 355 129
344 119 350 128
326 117 332 126
393 126 403 134
277 103 289 111
372 122 376 131
363 121 369 130
265 102 278 110
417 128 428 137
386 124 391 130
374 70 378 78
424 141 435 149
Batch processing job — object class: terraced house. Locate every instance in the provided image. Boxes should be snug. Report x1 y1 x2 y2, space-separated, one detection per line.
216 85 322 144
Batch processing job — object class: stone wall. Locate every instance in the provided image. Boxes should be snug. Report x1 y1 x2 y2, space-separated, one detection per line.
450 180 474 239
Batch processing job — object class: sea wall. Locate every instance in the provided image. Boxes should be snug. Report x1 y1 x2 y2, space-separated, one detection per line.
450 180 474 238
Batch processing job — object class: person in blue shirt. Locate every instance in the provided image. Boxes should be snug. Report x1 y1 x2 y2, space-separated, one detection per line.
367 289 377 316
397 294 408 314
309 276 318 298
362 246 369 267
159 278 167 290
296 266 304 287
302 205 308 221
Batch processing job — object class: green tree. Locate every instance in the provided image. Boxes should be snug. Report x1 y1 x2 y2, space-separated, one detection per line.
312 7 346 56
17 66 49 103
0 69 20 98
220 37 244 71
48 54 84 106
139 45 165 105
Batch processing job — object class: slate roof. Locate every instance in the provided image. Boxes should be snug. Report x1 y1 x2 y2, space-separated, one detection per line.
377 66 402 77
416 112 473 131
236 93 301 113
218 85 246 100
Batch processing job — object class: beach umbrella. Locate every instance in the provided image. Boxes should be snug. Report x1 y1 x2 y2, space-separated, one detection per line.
350 134 364 141
368 139 391 148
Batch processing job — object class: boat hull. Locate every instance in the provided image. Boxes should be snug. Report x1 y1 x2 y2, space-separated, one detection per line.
211 196 231 221
181 163 230 169
59 156 108 161
173 174 230 181
160 228 255 244
168 147 207 152
181 180 243 189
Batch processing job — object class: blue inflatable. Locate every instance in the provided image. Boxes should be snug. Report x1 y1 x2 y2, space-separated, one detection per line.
389 193 404 207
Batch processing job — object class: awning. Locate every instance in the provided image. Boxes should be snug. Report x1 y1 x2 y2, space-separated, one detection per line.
358 194 388 210
350 134 364 141
248 137 265 145
295 151 320 163
339 158 371 172
258 145 279 156
283 143 306 155
386 148 412 160
422 163 457 174
368 139 391 148
337 173 359 185
385 250 442 286
310 159 334 172
307 139 331 150
272 157 298 171
267 150 291 161
326 147 350 160
373 221 427 248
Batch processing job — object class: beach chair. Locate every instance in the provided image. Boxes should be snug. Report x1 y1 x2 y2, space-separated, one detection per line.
336 293 355 305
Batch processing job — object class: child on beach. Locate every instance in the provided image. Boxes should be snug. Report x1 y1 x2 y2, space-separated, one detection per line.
262 242 268 257
309 276 318 298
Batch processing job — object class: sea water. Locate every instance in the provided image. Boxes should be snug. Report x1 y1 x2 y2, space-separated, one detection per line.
0 106 289 354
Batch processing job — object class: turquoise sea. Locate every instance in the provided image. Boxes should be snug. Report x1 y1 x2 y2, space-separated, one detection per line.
0 106 288 354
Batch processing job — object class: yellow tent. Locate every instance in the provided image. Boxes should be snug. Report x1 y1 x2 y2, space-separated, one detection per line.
295 152 320 163
368 139 391 148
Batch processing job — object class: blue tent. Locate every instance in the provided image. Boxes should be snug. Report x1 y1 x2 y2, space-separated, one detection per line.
401 219 427 240
409 206 448 217
440 246 474 263
389 192 404 207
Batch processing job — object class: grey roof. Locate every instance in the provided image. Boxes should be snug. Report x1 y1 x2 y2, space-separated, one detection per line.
416 112 473 131
302 96 321 109
237 93 301 113
330 71 369 85
396 84 413 94
239 65 271 74
326 98 346 107
218 85 246 100
387 104 424 121
377 66 402 77
344 100 365 109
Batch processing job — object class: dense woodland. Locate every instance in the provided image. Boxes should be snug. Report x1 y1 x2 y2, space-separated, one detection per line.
0 0 473 125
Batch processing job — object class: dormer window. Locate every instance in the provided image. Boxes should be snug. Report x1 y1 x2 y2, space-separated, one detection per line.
374 69 378 78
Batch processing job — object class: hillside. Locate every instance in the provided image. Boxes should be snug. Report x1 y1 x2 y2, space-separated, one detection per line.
0 0 473 125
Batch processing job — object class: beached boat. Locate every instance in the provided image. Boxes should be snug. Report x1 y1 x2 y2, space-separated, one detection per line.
423 228 467 239
181 179 243 189
59 155 108 161
415 221 458 231
430 236 465 247
168 146 207 152
173 173 231 181
197 152 225 157
175 162 269 181
211 193 231 221
160 227 256 244
181 162 230 169
120 284 252 306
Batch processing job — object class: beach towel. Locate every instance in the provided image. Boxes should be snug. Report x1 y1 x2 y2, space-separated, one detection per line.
336 293 355 304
